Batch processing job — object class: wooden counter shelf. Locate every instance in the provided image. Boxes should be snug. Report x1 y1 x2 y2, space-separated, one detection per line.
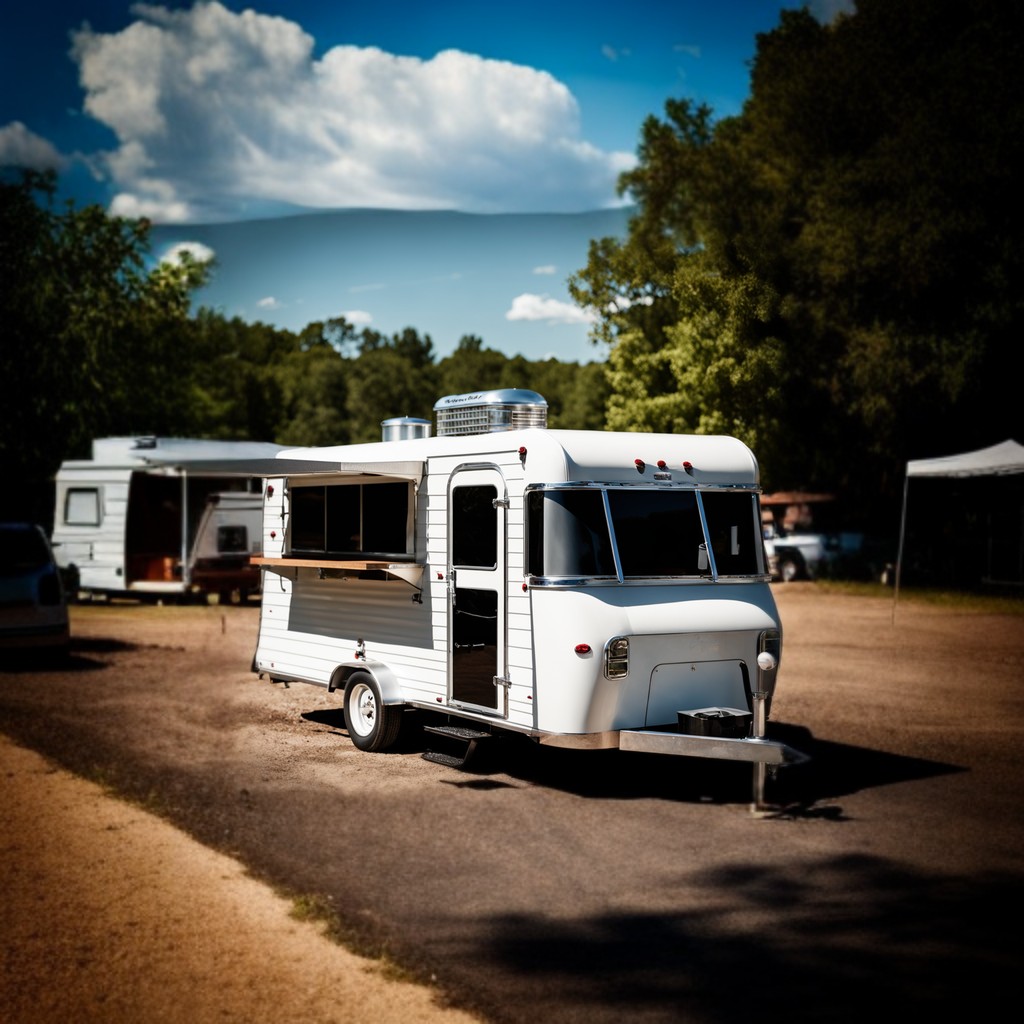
251 556 426 596
251 556 422 571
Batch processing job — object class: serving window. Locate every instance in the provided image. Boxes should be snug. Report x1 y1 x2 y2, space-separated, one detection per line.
289 481 413 560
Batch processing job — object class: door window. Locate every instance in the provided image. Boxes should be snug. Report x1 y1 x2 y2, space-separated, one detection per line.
452 484 497 568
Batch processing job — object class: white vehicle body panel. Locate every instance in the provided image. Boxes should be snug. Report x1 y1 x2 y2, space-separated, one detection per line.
52 436 282 599
251 422 800 766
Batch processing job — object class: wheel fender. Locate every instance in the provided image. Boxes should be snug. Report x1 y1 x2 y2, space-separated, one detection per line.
328 660 403 704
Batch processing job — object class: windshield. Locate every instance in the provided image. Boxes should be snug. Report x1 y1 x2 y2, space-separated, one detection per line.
526 487 764 580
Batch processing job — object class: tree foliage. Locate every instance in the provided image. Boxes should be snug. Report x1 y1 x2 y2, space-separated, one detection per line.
570 0 1023 527
0 171 607 526
1 170 212 523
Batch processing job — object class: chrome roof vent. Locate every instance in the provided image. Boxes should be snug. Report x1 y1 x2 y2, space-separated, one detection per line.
433 389 548 436
381 417 432 442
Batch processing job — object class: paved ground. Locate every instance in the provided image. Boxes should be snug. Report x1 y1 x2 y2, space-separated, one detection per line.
2 583 1023 1023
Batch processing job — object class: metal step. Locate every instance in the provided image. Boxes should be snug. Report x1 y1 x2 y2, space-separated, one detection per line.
423 724 492 740
421 749 472 768
421 723 492 768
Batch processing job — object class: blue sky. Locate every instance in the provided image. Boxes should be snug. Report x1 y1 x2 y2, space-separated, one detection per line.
1 1 850 361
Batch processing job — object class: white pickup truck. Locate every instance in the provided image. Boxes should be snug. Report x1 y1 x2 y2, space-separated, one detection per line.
762 522 866 582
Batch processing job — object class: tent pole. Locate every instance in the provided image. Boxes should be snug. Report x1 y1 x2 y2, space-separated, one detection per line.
892 472 910 625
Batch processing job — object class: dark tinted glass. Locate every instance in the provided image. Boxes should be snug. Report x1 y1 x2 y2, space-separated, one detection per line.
607 490 707 576
526 489 615 576
700 491 762 575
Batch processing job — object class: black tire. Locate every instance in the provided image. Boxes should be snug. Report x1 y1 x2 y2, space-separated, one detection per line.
777 551 804 583
343 671 403 752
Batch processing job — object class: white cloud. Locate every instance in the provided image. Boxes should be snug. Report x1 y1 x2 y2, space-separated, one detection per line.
0 121 66 171
160 240 215 265
505 293 597 325
257 296 280 310
532 265 557 275
69 1 636 223
341 309 373 326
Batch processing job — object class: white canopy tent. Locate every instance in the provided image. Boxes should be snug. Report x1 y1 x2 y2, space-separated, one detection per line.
893 439 1024 611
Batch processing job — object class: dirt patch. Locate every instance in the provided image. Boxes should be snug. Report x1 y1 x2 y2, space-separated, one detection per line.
3 585 1023 1024
0 731 482 1024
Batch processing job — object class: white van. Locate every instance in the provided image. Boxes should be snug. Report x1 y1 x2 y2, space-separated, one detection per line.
251 390 804 795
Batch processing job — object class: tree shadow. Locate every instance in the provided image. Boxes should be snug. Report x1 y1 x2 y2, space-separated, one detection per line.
450 853 1022 1023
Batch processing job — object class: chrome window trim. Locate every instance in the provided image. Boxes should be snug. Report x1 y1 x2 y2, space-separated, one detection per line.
524 483 766 584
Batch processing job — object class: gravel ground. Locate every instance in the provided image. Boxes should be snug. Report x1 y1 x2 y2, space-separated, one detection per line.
2 583 1023 1023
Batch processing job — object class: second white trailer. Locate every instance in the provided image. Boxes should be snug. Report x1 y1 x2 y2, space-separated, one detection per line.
52 436 286 602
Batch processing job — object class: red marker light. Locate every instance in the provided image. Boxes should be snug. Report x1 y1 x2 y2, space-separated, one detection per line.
270 530 276 539
635 459 645 473
683 461 693 474
657 460 667 469
266 484 274 497
574 643 592 655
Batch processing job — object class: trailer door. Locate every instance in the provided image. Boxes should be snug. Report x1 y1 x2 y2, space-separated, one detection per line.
448 466 507 716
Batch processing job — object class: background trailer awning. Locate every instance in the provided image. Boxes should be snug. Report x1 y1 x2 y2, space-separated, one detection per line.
139 456 425 484
893 439 1024 613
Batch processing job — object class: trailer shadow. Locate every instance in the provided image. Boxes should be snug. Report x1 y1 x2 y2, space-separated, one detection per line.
436 717 964 812
0 636 135 674
300 707 964 811
484 732 962 812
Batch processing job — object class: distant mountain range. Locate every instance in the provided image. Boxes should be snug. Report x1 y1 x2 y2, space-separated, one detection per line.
150 207 635 364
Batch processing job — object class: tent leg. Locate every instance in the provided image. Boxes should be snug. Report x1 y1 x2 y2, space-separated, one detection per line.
892 473 910 625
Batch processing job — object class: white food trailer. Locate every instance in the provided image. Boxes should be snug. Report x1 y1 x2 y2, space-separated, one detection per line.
51 436 286 602
251 390 805 802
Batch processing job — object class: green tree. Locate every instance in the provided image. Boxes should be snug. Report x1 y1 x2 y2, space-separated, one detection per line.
571 0 1024 527
0 170 210 524
274 342 352 447
345 328 439 443
436 335 511 397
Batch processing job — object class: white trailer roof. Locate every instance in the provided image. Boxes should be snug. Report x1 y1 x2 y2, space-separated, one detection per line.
272 428 759 486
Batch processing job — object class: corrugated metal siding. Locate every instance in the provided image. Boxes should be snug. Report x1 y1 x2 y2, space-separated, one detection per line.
288 575 431 646
498 454 535 727
255 448 546 724
257 570 445 698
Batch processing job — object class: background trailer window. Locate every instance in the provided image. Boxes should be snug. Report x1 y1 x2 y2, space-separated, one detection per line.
64 488 101 526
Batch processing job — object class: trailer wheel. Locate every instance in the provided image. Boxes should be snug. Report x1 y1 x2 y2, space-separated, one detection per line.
343 672 403 752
